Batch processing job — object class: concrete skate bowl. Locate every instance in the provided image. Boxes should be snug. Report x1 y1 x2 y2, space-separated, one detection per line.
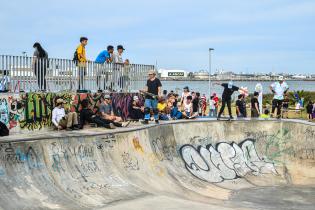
0 120 314 210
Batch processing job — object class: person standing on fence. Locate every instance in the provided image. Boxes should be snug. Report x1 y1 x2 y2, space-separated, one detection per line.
95 45 114 90
33 42 48 91
75 37 88 91
269 76 289 119
142 70 162 124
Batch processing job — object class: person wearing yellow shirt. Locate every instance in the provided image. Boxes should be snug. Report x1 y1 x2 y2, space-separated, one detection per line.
157 99 167 112
76 37 88 91
260 109 270 119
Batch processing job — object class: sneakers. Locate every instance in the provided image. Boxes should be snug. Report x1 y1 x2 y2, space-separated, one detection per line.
109 123 116 129
66 127 72 131
122 121 131 127
72 125 80 130
155 120 159 124
141 119 149 124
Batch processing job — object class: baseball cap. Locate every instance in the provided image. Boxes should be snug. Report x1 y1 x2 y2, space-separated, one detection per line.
117 45 125 50
133 96 139 101
278 76 284 81
104 95 111 99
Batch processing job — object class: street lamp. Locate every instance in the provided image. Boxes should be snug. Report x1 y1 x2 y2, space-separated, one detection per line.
208 48 214 98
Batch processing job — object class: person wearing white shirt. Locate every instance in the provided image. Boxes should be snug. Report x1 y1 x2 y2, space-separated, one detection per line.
269 76 289 118
52 98 79 131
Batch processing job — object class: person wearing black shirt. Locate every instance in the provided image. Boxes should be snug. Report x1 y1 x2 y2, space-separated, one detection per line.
215 81 245 119
79 99 116 129
191 92 199 118
142 70 162 124
236 94 246 118
251 92 260 118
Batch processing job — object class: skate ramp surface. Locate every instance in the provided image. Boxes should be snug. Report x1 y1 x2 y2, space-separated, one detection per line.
0 119 314 210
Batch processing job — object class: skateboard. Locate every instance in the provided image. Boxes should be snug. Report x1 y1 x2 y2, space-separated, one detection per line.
139 90 159 99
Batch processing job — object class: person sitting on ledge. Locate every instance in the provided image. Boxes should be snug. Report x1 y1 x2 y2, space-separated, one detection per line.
99 95 130 127
99 95 123 122
52 98 80 131
260 109 270 119
79 99 115 129
128 95 144 121
182 95 195 119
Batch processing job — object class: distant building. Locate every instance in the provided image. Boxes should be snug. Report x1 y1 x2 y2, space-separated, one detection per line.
158 69 188 78
292 75 307 79
193 70 209 79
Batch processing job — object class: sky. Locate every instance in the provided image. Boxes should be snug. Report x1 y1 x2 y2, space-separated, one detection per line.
0 0 314 74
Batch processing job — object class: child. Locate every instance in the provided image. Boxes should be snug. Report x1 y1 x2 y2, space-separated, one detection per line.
157 98 169 120
209 96 216 117
306 101 313 121
201 94 207 116
182 96 193 119
260 109 270 119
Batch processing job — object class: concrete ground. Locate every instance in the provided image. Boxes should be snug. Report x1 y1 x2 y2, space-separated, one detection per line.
0 119 314 210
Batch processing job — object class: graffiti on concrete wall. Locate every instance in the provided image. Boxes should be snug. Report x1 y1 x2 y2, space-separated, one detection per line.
0 92 143 131
21 93 73 130
7 95 24 129
180 139 277 183
0 143 41 169
0 98 9 125
121 152 140 171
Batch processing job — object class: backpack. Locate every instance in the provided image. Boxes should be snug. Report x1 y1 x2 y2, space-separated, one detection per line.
73 49 79 64
0 121 9 137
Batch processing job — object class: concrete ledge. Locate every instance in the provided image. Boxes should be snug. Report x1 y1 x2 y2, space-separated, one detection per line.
1 118 314 143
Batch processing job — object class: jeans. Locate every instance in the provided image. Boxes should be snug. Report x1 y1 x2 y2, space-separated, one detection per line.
144 99 158 120
209 109 216 117
272 99 283 117
78 65 86 90
218 99 232 117
171 107 182 119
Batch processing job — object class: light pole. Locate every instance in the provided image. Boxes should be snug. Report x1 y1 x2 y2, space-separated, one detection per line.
208 48 214 98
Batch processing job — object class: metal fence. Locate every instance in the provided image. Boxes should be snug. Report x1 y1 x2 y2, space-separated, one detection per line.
0 55 154 93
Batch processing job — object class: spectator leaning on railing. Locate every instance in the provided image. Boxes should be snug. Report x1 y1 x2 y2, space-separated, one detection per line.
95 45 114 89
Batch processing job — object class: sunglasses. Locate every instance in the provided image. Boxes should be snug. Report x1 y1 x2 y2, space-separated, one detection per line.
148 74 153 75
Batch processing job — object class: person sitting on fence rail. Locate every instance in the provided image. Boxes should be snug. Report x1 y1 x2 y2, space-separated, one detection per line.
79 99 115 129
52 99 80 131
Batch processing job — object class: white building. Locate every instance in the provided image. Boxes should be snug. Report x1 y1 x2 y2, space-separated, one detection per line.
158 69 188 78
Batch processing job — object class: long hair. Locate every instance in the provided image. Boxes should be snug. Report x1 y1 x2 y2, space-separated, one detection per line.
33 42 47 58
